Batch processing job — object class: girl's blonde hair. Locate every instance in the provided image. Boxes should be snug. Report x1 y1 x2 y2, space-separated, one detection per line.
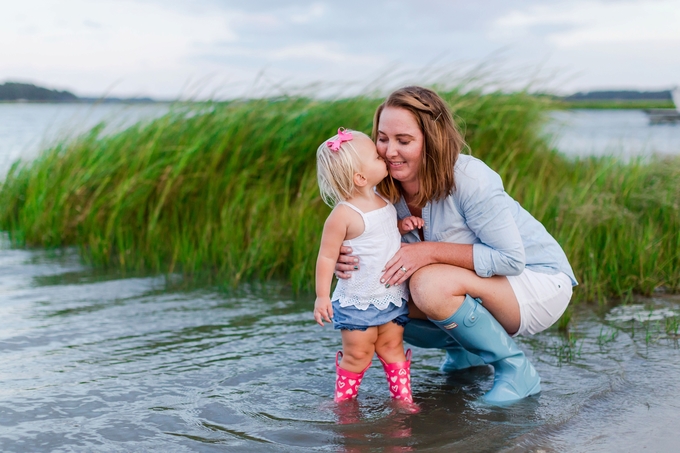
316 129 367 207
373 86 466 208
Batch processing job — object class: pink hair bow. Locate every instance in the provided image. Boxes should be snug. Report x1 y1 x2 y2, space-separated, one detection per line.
327 128 353 151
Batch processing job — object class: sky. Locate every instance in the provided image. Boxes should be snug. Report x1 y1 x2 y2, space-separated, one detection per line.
1 0 679 99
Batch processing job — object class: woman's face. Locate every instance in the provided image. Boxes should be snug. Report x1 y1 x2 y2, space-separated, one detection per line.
376 107 423 187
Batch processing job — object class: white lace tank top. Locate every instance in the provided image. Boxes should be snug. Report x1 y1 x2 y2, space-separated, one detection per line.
331 198 408 310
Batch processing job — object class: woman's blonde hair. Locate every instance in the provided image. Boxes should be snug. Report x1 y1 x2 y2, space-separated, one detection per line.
316 129 366 207
373 86 466 208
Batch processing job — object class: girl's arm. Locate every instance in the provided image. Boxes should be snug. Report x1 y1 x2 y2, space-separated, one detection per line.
314 208 350 326
398 215 424 236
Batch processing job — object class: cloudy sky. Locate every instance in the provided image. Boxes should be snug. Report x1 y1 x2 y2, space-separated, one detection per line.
2 0 679 99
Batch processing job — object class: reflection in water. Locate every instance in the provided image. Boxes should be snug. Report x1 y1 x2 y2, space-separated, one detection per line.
332 400 416 452
1 238 680 452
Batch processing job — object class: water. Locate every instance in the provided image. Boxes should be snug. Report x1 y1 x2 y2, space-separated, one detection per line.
0 103 169 177
547 109 680 159
1 238 679 452
1 105 680 451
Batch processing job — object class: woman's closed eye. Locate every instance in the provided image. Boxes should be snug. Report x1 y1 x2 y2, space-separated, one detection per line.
377 137 410 146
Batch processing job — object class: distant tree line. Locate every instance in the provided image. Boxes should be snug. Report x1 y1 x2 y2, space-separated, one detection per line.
0 82 158 103
564 90 672 101
1 80 673 104
0 82 78 101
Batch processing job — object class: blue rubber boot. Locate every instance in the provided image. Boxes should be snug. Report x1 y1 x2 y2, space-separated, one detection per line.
403 319 485 372
428 295 541 404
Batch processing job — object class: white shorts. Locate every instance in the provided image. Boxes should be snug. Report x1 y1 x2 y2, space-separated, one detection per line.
507 268 573 336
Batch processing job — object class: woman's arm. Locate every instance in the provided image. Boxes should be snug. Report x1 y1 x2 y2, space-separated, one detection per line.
381 159 525 286
457 161 525 278
314 209 349 326
381 241 474 287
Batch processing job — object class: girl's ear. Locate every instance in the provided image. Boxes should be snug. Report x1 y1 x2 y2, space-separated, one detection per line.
353 172 368 187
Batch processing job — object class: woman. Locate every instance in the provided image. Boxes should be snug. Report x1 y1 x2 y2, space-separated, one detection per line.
336 86 577 404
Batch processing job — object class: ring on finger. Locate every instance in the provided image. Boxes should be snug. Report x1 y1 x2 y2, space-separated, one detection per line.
400 266 407 273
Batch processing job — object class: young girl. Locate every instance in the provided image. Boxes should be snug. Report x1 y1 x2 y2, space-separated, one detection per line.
314 128 423 404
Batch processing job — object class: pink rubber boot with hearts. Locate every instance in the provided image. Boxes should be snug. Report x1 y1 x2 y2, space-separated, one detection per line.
379 349 414 404
334 351 371 403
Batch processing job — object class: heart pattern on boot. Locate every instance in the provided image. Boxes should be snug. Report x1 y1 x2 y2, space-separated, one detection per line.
378 350 414 404
334 351 370 403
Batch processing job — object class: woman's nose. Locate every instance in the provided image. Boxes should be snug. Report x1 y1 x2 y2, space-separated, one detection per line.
384 142 397 158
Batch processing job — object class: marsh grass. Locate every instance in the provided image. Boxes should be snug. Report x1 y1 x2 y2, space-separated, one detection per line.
0 88 679 303
665 316 680 337
541 332 583 364
597 326 620 346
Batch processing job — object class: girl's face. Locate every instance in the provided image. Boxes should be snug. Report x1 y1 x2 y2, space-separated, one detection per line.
376 107 423 187
354 134 388 185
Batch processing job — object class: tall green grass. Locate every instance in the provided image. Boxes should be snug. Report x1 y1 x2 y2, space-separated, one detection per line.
0 89 678 303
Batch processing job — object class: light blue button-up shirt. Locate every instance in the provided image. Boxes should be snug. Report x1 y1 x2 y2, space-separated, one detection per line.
395 154 577 286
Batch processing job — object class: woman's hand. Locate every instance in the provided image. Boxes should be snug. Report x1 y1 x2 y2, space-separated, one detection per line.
335 246 359 279
381 242 435 287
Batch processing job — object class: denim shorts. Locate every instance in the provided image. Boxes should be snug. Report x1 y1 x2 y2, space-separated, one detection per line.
332 300 410 331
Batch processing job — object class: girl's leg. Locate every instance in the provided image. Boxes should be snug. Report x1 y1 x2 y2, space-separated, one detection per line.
374 321 406 363
374 322 414 404
334 327 377 402
340 327 378 372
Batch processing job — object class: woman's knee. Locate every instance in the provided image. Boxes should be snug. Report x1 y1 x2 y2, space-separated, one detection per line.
410 265 468 319
410 265 466 303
